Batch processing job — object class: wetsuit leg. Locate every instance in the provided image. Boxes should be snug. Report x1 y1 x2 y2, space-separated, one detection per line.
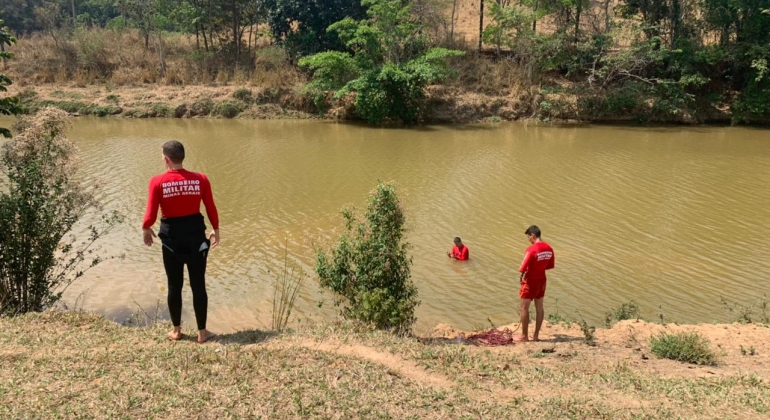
162 245 184 327
187 253 208 331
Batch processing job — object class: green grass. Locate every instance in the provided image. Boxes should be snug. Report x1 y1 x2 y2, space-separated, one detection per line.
0 312 767 419
650 332 720 366
605 301 641 327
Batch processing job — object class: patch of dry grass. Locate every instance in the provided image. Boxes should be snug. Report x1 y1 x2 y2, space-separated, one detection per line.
2 312 767 419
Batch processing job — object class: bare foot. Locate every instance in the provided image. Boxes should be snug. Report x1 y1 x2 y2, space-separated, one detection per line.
167 330 184 341
197 330 216 344
513 335 529 343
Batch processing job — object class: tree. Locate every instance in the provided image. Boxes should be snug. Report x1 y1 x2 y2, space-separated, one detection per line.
264 0 368 59
0 21 19 138
0 108 123 315
315 182 418 333
300 0 464 124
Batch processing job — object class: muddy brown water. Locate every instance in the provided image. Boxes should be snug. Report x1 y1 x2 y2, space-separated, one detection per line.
2 117 769 332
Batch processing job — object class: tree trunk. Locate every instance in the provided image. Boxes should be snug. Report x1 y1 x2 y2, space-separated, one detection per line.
603 0 611 33
671 0 681 48
450 0 458 44
71 0 76 21
532 0 539 32
574 0 582 43
155 30 166 76
479 0 484 52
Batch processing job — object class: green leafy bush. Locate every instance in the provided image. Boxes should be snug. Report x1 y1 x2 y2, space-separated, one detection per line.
213 100 246 118
189 98 214 116
650 332 719 366
315 182 418 333
300 0 463 124
0 108 123 314
232 88 253 103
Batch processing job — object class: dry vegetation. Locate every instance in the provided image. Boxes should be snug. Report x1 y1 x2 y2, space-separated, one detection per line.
1 311 769 419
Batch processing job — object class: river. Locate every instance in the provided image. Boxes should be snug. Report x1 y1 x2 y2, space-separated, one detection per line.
3 117 769 332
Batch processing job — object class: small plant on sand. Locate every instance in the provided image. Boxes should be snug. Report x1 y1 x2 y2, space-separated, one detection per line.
272 244 306 332
604 301 641 327
547 299 573 326
0 108 123 314
740 345 758 356
721 295 770 324
576 314 596 346
650 332 719 366
315 182 418 334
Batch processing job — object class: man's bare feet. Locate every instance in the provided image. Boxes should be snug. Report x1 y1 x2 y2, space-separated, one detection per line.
513 335 529 343
197 330 216 344
167 329 184 341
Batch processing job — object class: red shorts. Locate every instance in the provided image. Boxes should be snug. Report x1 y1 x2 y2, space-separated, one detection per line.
520 279 546 300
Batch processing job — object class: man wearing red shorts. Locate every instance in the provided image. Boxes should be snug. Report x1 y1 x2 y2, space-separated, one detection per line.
143 141 220 344
515 225 555 342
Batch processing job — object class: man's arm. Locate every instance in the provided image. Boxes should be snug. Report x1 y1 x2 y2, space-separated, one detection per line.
518 251 531 282
142 178 160 246
201 174 220 247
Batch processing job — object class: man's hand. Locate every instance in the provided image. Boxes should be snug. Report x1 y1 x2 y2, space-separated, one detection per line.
143 229 157 247
519 272 525 284
209 229 220 248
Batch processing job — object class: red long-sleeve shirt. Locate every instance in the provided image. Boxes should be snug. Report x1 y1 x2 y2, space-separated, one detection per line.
451 245 469 260
142 169 219 230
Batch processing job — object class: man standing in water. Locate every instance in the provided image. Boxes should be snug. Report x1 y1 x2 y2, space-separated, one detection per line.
515 225 554 342
143 141 219 343
447 237 469 260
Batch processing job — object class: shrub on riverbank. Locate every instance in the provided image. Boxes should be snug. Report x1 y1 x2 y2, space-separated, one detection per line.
0 108 122 314
650 332 719 366
316 182 418 333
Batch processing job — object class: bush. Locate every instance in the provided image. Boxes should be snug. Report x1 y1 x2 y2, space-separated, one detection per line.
0 108 123 314
213 100 246 118
300 0 464 124
150 103 172 118
315 182 418 333
650 332 719 366
605 301 640 327
232 88 254 103
190 98 214 116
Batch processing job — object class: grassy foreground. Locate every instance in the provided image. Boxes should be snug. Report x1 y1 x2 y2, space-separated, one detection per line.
1 311 769 419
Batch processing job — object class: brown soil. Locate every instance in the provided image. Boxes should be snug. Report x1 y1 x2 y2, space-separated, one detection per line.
431 319 770 378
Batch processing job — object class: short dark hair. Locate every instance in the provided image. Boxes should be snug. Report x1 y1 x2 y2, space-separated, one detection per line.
162 141 185 164
454 237 462 243
525 225 541 238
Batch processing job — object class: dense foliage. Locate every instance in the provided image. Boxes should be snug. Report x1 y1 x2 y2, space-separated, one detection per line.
316 183 418 333
300 0 464 124
1 0 769 123
0 108 123 315
264 0 367 59
0 21 19 137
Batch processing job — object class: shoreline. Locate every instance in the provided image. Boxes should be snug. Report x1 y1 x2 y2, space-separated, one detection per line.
9 83 743 127
2 310 768 418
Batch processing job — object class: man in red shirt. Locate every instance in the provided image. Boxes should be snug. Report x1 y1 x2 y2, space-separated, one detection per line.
447 237 469 260
143 141 220 343
515 225 554 342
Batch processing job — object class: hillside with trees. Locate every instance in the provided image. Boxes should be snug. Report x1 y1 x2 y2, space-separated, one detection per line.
1 0 769 124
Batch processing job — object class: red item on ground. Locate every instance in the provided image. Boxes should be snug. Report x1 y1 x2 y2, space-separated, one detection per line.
451 245 469 260
465 328 514 346
143 169 219 230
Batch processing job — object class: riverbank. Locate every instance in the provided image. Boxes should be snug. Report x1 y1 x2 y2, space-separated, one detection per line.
2 311 768 419
10 82 540 124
